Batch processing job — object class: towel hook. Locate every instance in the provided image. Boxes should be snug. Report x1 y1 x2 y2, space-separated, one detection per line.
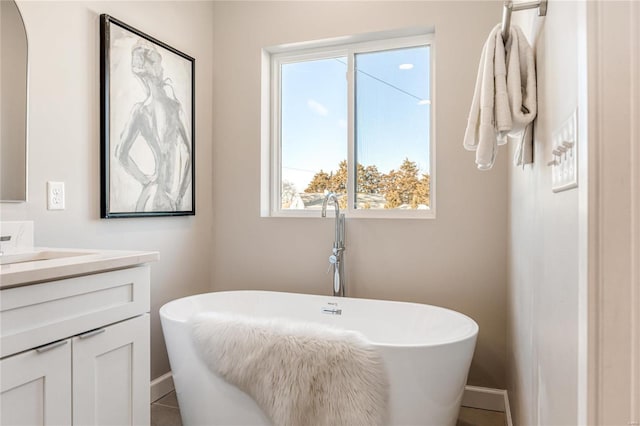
501 0 548 42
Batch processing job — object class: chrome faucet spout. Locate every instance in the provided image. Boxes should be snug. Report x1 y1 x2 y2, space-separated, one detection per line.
321 192 339 216
321 192 341 246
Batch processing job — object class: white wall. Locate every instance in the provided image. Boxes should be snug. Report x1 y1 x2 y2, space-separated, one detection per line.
0 0 215 381
583 1 640 424
507 1 585 424
211 1 508 388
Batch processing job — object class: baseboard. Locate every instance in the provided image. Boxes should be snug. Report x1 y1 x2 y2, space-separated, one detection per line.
150 374 511 423
150 372 175 403
462 386 513 426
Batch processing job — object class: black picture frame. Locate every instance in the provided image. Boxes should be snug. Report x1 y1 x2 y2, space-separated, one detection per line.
100 14 195 218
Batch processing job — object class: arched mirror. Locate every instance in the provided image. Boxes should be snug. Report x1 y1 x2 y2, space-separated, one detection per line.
0 0 28 202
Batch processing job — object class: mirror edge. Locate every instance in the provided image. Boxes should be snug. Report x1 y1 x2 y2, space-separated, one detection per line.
1 0 29 203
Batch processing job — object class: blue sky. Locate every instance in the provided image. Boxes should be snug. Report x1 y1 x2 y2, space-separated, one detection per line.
281 46 430 193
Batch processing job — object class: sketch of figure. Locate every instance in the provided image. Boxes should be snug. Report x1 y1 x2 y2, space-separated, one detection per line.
115 39 191 212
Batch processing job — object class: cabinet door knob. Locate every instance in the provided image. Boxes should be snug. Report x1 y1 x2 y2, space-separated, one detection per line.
78 328 106 339
36 339 68 353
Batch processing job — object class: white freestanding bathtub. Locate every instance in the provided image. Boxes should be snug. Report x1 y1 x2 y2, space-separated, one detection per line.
160 291 478 426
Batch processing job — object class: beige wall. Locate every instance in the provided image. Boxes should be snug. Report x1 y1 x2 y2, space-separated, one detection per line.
507 1 586 424
1 0 510 390
0 0 215 381
211 1 508 388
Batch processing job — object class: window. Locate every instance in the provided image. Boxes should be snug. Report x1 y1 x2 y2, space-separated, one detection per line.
262 32 435 218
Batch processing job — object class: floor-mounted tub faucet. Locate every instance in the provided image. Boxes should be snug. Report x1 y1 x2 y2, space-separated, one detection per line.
321 192 345 297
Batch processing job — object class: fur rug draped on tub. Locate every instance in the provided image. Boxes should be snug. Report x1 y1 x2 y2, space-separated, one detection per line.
190 312 389 426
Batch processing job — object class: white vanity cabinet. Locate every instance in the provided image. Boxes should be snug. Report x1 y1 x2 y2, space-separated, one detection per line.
73 314 149 425
0 255 156 426
0 338 72 425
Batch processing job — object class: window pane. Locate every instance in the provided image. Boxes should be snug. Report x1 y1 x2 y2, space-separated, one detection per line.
280 57 347 210
355 46 431 210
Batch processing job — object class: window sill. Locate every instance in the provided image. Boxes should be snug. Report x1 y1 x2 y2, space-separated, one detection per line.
263 209 436 220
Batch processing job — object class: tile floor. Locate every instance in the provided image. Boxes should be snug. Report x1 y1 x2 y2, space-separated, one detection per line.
151 392 182 426
151 391 507 426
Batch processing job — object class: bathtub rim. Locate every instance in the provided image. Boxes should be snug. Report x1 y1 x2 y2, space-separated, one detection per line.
160 289 479 349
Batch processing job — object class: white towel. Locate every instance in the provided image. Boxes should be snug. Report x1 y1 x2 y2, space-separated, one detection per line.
464 24 537 170
503 26 537 166
191 312 389 426
463 24 510 170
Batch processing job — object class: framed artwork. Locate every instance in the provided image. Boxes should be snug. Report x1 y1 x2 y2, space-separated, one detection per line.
100 14 195 218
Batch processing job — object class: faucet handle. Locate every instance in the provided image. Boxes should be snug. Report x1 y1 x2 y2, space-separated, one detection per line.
327 255 337 273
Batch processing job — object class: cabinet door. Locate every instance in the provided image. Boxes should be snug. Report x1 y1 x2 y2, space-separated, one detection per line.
0 339 72 425
72 314 150 426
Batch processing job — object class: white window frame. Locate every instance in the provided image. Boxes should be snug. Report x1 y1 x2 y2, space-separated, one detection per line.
261 31 436 219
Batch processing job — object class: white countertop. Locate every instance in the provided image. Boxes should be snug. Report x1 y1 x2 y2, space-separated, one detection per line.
0 247 159 289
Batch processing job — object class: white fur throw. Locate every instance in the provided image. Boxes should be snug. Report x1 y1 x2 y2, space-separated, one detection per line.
190 312 389 426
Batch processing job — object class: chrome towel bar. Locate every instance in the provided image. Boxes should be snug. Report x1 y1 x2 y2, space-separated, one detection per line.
501 0 548 42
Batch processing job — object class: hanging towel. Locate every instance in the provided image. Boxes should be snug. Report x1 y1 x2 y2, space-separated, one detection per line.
502 25 537 166
464 24 538 169
191 312 389 426
463 24 510 170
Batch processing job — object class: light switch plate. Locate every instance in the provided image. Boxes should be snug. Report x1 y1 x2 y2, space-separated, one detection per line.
551 111 578 193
